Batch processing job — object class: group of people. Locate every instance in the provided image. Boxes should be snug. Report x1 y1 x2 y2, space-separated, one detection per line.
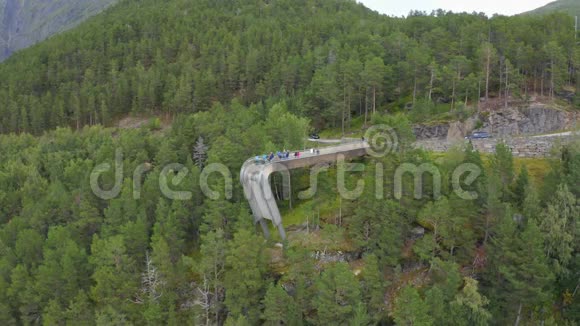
254 147 321 164
255 150 292 163
273 150 292 160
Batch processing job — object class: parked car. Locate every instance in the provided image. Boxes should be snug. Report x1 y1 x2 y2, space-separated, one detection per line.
309 133 320 140
465 131 491 140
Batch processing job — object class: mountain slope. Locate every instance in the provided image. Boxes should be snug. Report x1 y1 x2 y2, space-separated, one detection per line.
0 0 118 61
0 0 575 136
523 0 580 17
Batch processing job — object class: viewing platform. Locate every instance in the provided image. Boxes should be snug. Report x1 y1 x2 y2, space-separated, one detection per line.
240 140 370 240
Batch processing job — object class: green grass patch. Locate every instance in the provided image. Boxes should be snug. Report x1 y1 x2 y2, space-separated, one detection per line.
481 154 552 187
280 196 342 227
288 225 355 252
513 157 552 187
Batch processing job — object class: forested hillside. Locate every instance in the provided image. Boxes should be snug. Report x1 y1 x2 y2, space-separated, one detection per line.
0 0 579 325
0 0 117 61
524 0 580 18
0 103 578 325
0 0 577 136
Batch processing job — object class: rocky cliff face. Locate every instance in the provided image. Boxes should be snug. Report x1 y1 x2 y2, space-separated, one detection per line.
482 104 578 137
413 124 449 140
0 0 117 61
414 105 578 140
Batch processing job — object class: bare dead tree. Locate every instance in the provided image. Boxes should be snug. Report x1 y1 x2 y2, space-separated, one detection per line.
134 252 164 305
193 136 209 169
193 276 212 326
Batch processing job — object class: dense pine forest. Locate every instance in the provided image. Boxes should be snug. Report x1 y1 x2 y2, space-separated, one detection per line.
0 0 579 325
0 0 578 135
0 104 578 325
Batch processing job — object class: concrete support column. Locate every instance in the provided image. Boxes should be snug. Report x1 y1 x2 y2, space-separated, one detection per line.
277 223 286 241
259 219 270 238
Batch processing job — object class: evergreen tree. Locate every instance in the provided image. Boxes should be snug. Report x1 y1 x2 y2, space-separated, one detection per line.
195 229 227 325
281 244 317 321
152 199 188 263
539 184 578 277
424 259 463 325
522 183 540 221
224 229 267 323
479 42 497 101
348 183 402 267
363 57 389 116
360 254 386 322
490 142 515 198
450 278 491 326
489 214 554 324
35 226 90 308
512 165 529 209
392 285 433 326
65 291 95 325
350 302 371 326
312 262 362 325
90 235 139 317
262 283 300 326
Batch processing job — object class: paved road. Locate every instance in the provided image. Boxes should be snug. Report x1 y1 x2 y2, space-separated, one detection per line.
307 137 361 144
532 131 579 138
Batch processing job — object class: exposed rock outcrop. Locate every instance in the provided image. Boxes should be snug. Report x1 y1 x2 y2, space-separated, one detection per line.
447 117 479 141
312 250 359 263
481 104 577 137
413 104 578 140
413 124 449 140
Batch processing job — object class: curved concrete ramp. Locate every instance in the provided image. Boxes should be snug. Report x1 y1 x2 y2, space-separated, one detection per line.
240 141 370 239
